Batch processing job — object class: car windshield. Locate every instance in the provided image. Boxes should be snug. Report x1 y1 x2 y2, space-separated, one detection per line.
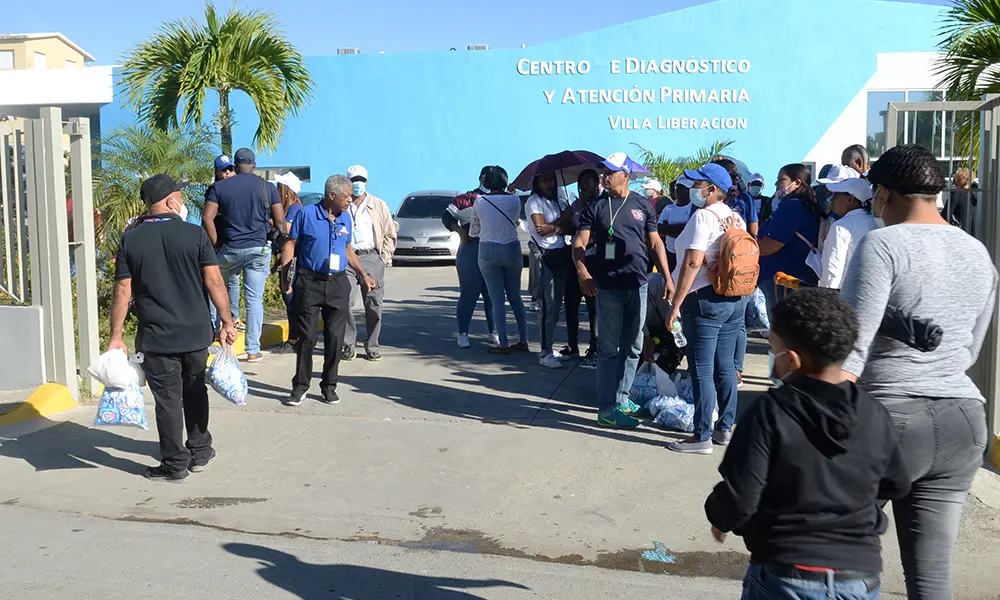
396 195 455 219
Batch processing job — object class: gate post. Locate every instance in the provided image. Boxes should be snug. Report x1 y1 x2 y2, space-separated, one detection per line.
67 117 98 395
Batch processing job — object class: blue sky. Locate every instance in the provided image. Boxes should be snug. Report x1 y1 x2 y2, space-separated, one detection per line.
8 0 953 64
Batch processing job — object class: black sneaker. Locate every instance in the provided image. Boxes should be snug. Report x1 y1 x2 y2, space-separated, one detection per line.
321 389 341 405
274 341 296 355
342 346 356 361
190 449 217 473
144 465 188 483
366 350 382 362
558 345 579 359
284 392 304 407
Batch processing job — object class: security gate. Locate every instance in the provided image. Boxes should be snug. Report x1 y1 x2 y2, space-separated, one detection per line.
0 108 99 399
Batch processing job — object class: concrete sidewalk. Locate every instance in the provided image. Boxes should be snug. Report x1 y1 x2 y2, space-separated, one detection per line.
1 266 998 598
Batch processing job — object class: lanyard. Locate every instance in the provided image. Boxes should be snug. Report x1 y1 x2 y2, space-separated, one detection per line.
607 195 628 237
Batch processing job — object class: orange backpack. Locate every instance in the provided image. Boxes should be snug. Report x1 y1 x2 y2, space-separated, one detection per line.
707 208 760 297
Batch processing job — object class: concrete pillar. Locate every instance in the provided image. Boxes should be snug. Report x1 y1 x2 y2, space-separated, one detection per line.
67 117 99 395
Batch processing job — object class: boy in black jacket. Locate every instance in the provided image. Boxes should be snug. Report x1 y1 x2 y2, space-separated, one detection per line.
705 288 910 600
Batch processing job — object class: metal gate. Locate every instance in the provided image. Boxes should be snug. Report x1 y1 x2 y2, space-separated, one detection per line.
887 97 1000 455
0 107 99 399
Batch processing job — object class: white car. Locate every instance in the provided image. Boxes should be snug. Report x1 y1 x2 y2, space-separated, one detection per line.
393 190 462 263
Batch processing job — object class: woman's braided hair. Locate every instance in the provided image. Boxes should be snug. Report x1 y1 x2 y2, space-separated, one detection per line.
867 144 946 196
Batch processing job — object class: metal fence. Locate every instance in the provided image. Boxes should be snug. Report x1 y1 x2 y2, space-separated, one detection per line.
0 108 99 398
887 98 1000 446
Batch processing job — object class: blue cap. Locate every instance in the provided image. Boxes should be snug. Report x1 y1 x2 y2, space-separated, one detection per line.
214 154 234 171
600 151 635 174
683 164 733 192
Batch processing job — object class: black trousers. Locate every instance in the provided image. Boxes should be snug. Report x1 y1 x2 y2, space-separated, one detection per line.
292 269 351 394
143 349 212 474
564 272 597 349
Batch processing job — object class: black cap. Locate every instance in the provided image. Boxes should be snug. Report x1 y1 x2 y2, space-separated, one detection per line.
234 147 255 164
140 174 180 206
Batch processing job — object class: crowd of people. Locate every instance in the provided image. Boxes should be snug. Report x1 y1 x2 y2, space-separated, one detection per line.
106 138 994 600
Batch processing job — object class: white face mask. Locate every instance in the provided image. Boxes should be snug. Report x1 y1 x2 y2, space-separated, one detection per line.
769 351 795 388
352 181 367 197
749 184 763 198
872 189 887 228
170 198 188 221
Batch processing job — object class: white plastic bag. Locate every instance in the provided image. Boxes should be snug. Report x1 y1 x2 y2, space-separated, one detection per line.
87 349 145 388
208 344 248 406
652 364 677 397
653 397 695 432
94 386 148 430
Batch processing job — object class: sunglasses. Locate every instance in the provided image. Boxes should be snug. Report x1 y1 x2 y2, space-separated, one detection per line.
220 166 235 173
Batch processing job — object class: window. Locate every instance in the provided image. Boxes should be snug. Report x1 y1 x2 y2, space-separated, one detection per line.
0 50 12 70
65 59 76 69
866 90 950 159
33 51 46 69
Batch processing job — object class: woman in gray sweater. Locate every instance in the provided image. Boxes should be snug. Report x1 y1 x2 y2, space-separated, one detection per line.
840 144 996 600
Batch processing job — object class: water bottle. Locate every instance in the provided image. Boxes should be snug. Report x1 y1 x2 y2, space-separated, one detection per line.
671 320 687 348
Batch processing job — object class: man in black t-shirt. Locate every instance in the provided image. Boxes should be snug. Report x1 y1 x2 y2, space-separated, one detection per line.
573 152 673 429
110 174 238 483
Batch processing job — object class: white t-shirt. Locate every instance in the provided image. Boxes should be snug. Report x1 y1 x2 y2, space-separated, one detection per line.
672 204 747 295
658 202 694 254
471 194 521 244
819 208 878 289
525 193 567 250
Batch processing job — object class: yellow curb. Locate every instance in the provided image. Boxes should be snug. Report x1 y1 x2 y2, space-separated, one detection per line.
0 383 77 426
992 434 1000 471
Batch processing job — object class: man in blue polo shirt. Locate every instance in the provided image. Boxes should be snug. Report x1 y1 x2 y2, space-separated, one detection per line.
573 152 674 429
202 147 286 363
280 174 376 407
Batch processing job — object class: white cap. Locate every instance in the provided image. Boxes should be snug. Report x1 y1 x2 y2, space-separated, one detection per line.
749 172 765 185
641 179 663 193
347 165 369 181
816 165 862 186
825 177 873 202
675 175 695 188
270 171 301 194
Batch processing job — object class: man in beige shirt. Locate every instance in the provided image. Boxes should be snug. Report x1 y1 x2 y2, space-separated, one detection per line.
343 165 397 361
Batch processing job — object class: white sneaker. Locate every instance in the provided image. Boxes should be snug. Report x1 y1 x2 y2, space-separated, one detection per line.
457 334 471 349
527 302 540 313
487 332 500 347
539 352 564 369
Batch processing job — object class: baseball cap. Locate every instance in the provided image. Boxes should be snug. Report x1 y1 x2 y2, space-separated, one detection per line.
749 172 765 185
683 163 733 192
675 175 695 188
234 148 255 165
816 164 861 186
271 171 302 194
347 165 369 181
641 179 663 193
140 174 180 206
600 152 638 175
825 177 873 202
214 154 234 171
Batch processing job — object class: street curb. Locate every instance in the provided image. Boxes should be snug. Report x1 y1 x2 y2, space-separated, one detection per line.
0 383 77 426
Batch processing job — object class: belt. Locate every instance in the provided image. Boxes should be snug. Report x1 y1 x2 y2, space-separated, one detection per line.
762 564 880 591
354 248 379 255
298 268 347 281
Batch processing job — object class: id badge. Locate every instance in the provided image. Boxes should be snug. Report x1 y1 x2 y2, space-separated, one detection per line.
329 253 342 272
604 243 616 261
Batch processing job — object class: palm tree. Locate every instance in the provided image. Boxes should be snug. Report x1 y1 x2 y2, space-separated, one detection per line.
95 126 216 250
631 140 736 187
934 0 1000 168
120 3 313 155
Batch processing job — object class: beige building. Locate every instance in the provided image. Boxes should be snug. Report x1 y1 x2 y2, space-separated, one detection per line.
0 32 95 70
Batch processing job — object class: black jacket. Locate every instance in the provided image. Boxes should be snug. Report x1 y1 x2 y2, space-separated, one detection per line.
704 378 910 572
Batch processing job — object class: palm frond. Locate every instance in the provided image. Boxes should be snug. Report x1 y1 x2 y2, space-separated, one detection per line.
119 2 314 153
631 140 735 186
93 126 217 252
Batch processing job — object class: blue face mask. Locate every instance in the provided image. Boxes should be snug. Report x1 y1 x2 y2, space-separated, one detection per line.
691 186 709 208
352 181 367 197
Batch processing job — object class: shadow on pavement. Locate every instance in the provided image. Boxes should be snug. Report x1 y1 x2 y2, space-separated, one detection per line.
224 543 530 599
0 420 157 474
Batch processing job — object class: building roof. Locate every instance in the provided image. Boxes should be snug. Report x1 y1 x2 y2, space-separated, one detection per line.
0 32 96 62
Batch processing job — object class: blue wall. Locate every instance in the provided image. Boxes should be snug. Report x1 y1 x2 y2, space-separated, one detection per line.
102 0 946 210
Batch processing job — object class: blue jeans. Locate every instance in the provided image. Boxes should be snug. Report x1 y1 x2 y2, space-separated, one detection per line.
742 565 880 600
478 241 527 347
596 285 647 413
456 240 495 335
681 287 746 442
216 245 271 355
